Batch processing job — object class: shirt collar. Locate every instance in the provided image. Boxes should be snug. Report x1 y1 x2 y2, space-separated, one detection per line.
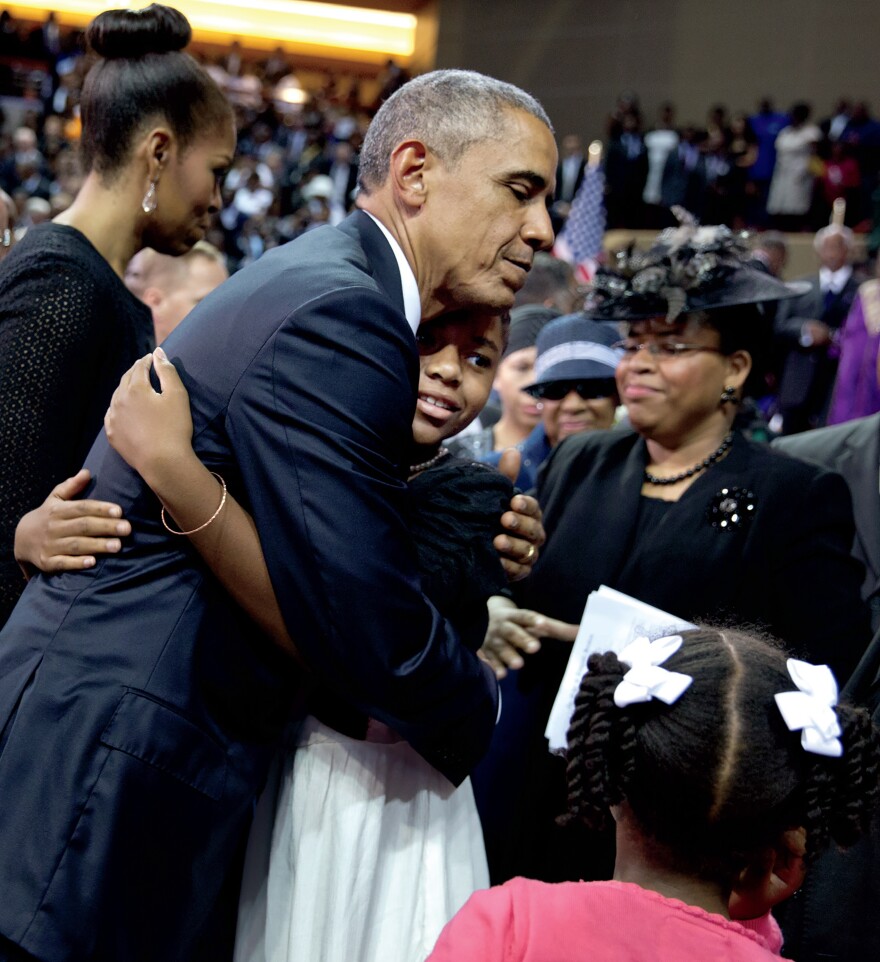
364 211 421 334
819 264 852 294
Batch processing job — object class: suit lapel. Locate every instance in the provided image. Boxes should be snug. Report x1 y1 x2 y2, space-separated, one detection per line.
338 210 406 316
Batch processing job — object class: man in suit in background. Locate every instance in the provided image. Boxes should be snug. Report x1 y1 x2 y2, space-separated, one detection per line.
773 224 862 433
774 412 880 633
554 133 586 206
0 70 557 962
773 414 880 962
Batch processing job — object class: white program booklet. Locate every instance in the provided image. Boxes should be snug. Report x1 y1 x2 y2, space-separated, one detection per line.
544 586 696 753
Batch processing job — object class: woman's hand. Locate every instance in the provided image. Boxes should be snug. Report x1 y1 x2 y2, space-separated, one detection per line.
105 347 198 488
14 469 130 575
494 448 545 581
480 594 578 678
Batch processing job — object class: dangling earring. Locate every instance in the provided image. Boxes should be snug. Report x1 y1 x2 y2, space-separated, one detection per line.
720 385 737 405
141 180 159 214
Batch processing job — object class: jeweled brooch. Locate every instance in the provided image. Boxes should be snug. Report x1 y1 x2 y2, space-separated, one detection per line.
707 487 756 531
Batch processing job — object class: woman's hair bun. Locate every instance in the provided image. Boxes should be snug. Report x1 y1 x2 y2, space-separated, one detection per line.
87 4 192 60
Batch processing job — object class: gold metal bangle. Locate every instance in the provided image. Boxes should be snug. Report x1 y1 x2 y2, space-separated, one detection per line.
161 472 227 536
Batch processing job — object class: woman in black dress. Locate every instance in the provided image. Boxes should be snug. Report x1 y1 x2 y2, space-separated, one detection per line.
476 215 873 884
0 4 234 625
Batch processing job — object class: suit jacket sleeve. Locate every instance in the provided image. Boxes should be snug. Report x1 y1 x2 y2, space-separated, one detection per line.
769 466 869 681
774 284 818 343
227 285 497 784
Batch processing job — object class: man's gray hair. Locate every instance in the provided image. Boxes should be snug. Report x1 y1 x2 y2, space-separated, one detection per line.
814 224 854 251
358 69 552 193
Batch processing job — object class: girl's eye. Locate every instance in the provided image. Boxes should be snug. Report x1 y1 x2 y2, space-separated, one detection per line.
467 353 493 369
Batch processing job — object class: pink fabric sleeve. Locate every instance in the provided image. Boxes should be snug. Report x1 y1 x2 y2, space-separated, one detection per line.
738 913 785 954
425 887 515 961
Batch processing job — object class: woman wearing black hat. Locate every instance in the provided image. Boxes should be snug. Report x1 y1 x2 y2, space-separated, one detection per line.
476 216 872 885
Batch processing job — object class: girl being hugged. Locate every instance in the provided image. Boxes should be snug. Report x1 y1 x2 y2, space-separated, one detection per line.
427 628 880 961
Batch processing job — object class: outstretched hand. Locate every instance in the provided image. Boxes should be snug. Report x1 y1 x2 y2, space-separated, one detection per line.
494 448 545 581
480 594 578 678
14 468 130 575
104 347 195 488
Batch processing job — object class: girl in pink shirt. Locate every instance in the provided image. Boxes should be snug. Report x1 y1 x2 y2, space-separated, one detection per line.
427 627 879 961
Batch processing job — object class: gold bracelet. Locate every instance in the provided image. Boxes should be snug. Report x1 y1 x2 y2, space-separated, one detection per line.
161 472 227 536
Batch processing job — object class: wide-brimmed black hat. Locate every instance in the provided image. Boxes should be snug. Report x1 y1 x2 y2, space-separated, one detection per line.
524 314 622 395
584 210 809 322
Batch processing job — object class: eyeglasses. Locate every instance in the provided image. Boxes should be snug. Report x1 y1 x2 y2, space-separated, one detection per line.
527 379 616 401
612 339 724 360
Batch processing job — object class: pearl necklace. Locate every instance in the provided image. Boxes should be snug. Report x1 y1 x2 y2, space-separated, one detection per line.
643 434 734 486
408 446 450 477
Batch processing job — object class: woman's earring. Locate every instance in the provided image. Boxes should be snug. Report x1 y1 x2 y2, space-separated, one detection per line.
720 385 737 405
536 401 544 411
141 180 159 214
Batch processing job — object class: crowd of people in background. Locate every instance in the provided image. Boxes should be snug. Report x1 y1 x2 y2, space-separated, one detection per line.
592 91 880 238
2 8 880 279
0 8 410 272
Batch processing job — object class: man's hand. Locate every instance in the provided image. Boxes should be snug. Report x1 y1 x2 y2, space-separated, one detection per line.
801 320 832 348
14 469 130 575
480 594 578 678
494 448 545 581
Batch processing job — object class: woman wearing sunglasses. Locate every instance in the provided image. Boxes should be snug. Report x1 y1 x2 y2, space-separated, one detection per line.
483 314 622 490
475 216 873 887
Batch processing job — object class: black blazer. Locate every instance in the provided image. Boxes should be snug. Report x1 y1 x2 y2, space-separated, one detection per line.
517 427 871 680
0 211 497 961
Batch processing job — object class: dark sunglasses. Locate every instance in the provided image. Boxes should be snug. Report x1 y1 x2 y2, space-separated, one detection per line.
526 378 617 401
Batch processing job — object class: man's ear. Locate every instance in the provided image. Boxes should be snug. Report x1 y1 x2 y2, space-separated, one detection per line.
729 826 807 920
140 285 165 310
387 140 430 210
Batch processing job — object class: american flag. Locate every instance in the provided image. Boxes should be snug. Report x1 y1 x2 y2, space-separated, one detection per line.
553 163 606 283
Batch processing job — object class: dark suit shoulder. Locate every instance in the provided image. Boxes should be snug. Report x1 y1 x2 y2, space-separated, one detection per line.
740 434 844 484
772 417 879 470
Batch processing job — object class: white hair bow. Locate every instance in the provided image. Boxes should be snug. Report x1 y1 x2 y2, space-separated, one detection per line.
614 635 693 708
774 659 843 758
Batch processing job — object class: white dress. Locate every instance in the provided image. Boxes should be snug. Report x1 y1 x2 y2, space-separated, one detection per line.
232 716 489 962
766 123 821 215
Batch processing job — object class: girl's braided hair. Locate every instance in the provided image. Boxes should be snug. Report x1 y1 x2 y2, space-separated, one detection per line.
562 627 879 883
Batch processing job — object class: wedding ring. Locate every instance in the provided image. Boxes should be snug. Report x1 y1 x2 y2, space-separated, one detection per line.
524 543 537 562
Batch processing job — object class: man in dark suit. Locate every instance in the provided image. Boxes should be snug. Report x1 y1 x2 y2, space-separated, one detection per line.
772 418 880 962
554 134 586 206
0 70 557 962
773 411 880 632
773 224 862 433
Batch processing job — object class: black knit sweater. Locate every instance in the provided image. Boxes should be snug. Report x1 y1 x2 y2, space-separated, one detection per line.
0 223 154 626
